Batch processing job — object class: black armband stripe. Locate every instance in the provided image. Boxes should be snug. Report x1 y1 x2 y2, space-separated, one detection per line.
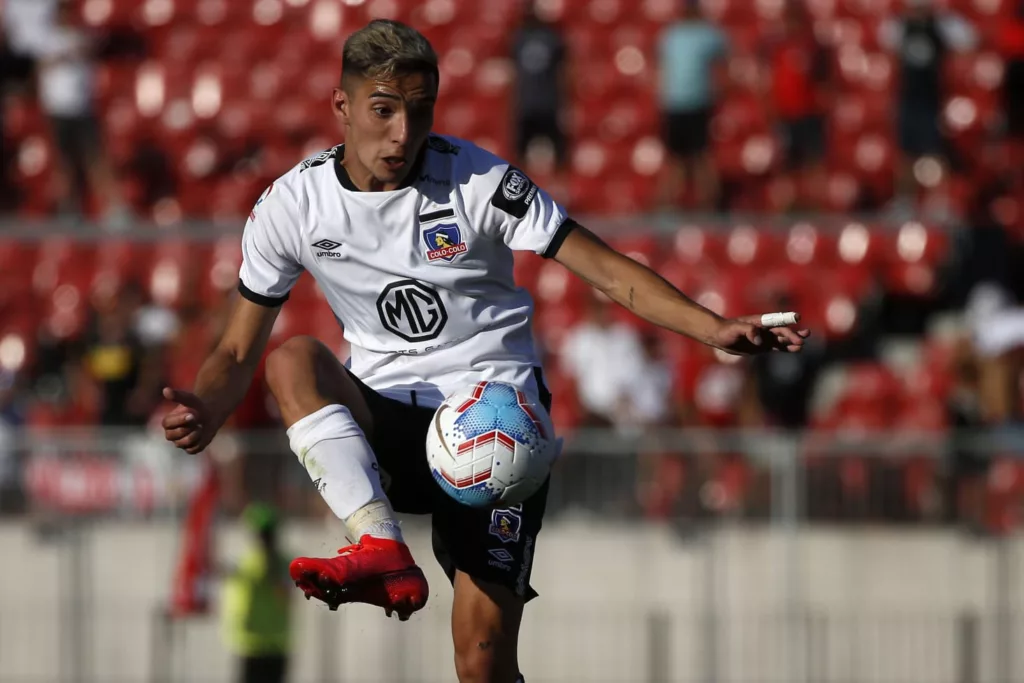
542 219 579 259
238 281 289 307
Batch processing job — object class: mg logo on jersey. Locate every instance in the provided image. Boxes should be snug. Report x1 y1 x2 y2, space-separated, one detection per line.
376 280 449 342
423 223 468 263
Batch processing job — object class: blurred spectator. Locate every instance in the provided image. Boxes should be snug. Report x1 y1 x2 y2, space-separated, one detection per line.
1 0 45 209
623 333 674 430
879 0 977 207
744 336 826 430
512 0 568 172
221 503 292 683
560 297 667 429
996 2 1024 143
81 282 172 426
763 0 830 211
27 0 130 225
657 0 727 209
2 0 47 84
946 330 987 530
965 283 1024 424
0 369 25 512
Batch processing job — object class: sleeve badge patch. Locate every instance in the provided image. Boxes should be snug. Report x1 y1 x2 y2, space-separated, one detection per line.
490 167 538 219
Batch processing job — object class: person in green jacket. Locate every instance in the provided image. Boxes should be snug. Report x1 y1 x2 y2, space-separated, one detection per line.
222 503 293 683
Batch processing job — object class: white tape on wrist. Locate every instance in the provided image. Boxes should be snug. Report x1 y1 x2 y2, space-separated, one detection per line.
760 312 799 328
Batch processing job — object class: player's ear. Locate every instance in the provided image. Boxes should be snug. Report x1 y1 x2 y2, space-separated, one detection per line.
332 87 349 125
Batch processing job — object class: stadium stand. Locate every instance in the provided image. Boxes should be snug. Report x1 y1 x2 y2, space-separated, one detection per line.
3 0 1024 526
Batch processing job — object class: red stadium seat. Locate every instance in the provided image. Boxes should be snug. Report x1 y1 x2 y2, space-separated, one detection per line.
722 224 783 269
513 251 545 293
607 234 663 269
881 221 949 297
947 0 1019 21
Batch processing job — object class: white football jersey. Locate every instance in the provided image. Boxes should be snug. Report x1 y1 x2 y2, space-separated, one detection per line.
238 134 575 409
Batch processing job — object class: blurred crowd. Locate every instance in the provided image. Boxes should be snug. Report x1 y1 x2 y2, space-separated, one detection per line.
2 0 1024 532
0 0 1023 220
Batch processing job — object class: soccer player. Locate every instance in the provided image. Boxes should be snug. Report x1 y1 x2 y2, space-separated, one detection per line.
161 20 809 683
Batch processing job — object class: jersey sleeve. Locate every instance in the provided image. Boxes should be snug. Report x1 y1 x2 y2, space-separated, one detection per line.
237 182 304 307
465 147 576 258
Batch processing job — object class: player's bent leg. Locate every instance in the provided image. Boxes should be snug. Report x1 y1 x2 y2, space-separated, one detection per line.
451 571 525 683
264 335 372 430
265 335 428 618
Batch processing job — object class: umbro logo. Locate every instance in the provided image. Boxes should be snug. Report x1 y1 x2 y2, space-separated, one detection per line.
488 548 514 563
419 174 450 187
312 239 343 259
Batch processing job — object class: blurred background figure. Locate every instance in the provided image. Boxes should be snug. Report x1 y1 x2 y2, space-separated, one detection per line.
0 368 23 514
560 296 657 429
1 0 44 210
81 281 171 427
997 1 1024 146
28 0 130 226
511 0 568 174
763 0 831 212
221 503 293 683
657 0 727 210
879 0 977 212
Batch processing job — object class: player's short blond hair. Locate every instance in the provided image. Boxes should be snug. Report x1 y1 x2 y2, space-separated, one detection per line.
341 19 439 86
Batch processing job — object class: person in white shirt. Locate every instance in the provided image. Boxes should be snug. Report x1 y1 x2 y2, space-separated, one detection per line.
161 20 809 683
19 0 128 225
560 297 670 428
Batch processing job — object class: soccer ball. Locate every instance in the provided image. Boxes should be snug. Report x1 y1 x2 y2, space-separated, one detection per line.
426 381 557 508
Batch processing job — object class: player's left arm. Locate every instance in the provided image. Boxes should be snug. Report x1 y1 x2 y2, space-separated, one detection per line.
552 225 810 355
471 152 808 355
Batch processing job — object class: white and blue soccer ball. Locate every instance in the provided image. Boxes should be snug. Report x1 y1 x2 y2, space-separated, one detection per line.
427 381 558 508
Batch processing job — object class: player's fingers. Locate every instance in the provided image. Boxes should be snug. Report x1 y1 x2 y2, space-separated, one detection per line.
773 327 806 347
162 412 196 430
174 431 201 449
163 387 205 411
164 426 197 442
185 440 208 455
743 324 763 346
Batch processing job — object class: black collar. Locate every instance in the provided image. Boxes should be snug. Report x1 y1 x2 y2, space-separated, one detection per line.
333 144 426 192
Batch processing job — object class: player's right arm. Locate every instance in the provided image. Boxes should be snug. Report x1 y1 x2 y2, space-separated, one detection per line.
162 298 281 454
163 181 304 454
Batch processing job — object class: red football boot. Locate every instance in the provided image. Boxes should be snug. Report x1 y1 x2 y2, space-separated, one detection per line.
290 535 428 620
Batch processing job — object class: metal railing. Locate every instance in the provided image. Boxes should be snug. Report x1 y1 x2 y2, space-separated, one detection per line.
1 426 1024 683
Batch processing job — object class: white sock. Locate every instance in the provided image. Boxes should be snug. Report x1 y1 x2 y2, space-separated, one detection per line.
287 404 404 543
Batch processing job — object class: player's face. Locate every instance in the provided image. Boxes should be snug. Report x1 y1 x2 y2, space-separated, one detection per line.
334 71 437 190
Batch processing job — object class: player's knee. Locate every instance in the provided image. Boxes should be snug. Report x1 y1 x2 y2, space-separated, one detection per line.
264 335 321 396
453 632 515 683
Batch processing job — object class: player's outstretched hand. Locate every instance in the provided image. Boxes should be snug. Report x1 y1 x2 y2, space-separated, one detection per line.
162 387 215 455
711 312 811 356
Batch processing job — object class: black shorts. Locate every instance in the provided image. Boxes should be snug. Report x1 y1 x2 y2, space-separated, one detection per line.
897 101 942 159
344 367 552 602
50 115 103 185
663 108 712 158
780 115 825 169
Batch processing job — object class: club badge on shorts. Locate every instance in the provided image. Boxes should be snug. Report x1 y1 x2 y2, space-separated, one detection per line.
489 506 523 544
423 223 468 262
